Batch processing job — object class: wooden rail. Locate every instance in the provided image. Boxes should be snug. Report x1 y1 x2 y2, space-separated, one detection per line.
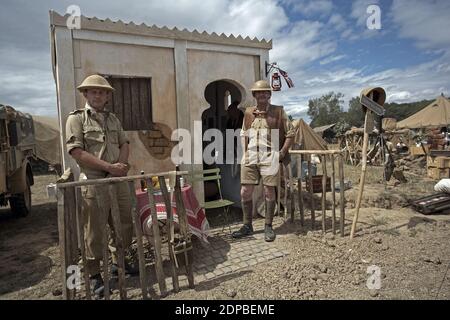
289 150 346 236
56 171 193 300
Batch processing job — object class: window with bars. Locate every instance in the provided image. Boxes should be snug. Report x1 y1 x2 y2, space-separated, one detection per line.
104 76 153 130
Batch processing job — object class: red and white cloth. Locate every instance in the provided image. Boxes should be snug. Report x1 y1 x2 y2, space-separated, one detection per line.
136 184 210 243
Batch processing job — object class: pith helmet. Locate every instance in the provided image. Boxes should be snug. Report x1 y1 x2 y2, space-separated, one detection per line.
360 87 386 106
77 75 115 92
251 80 272 92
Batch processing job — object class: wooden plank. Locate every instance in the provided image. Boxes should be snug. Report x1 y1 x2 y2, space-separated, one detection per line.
283 164 288 219
321 155 327 233
112 78 124 124
351 110 371 238
122 78 132 131
96 192 110 300
297 155 304 227
148 78 153 124
308 160 315 229
57 171 188 189
127 181 148 299
139 78 151 129
288 164 294 223
290 150 343 155
64 186 77 300
108 184 127 299
338 155 345 237
145 180 167 295
130 78 141 130
158 176 180 293
67 188 78 272
57 188 69 300
75 187 91 300
331 154 336 235
174 175 195 288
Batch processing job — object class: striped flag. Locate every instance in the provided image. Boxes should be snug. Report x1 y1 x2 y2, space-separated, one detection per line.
278 68 294 88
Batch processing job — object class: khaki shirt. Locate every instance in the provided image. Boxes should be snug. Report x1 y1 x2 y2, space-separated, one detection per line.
66 103 129 177
240 105 295 165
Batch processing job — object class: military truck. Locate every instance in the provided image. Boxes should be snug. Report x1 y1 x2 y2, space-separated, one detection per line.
0 105 35 217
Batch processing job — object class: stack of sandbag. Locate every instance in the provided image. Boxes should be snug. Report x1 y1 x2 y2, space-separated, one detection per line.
434 179 450 194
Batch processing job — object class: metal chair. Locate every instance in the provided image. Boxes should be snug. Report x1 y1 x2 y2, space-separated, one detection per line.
189 168 234 233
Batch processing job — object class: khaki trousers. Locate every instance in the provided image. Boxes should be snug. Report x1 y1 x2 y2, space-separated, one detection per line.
81 181 133 276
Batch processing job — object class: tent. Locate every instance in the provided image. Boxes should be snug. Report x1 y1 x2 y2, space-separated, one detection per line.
32 115 61 165
313 123 336 135
292 119 327 150
396 95 450 129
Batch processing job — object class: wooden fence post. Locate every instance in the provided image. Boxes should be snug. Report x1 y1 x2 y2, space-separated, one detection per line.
158 176 180 293
321 155 327 233
174 175 195 288
108 184 127 299
145 180 167 295
128 181 148 299
308 159 315 229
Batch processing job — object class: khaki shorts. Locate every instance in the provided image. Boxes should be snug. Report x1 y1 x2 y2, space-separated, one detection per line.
241 164 280 187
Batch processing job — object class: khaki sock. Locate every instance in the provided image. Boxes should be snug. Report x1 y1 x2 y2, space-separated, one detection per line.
242 200 253 225
265 200 276 225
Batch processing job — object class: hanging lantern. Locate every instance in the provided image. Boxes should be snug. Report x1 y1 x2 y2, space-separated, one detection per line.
271 72 282 91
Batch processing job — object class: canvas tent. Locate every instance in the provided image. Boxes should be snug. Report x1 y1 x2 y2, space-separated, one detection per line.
313 123 335 135
396 95 450 129
292 119 328 150
32 115 61 166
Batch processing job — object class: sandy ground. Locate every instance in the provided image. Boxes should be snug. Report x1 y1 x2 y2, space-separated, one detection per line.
0 160 449 300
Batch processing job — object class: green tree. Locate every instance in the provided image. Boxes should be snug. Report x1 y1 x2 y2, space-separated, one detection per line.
346 96 365 128
307 92 345 127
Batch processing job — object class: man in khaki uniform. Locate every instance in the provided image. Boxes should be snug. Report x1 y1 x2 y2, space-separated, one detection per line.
65 74 135 297
232 80 294 242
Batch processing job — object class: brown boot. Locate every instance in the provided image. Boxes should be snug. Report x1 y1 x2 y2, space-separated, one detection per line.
232 200 253 239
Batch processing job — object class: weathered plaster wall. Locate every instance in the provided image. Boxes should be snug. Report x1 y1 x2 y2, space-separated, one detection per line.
72 40 177 175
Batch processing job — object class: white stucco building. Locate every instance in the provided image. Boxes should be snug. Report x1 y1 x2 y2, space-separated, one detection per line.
50 11 272 204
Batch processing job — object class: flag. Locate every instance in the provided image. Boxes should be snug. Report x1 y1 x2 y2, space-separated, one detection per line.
278 68 294 88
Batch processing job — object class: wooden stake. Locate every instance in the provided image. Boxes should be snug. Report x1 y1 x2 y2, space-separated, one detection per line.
128 181 148 300
338 154 346 237
288 163 294 223
277 166 281 217
146 179 167 295
331 154 336 235
351 109 373 238
108 184 127 299
57 188 69 300
321 155 327 233
96 192 110 300
283 164 289 220
75 187 91 300
158 176 180 293
308 159 315 229
297 155 304 227
174 175 195 288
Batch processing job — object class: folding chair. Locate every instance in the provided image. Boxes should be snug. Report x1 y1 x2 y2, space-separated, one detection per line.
189 168 234 233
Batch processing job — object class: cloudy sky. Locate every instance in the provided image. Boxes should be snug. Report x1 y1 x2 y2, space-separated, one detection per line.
0 0 449 120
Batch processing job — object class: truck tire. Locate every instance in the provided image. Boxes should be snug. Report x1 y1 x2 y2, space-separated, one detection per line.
10 177 32 217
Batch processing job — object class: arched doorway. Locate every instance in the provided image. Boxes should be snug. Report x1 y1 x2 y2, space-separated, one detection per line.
201 79 245 206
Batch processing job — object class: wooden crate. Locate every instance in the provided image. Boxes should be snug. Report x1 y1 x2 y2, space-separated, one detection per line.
306 175 331 193
427 167 450 180
427 156 450 168
410 145 429 156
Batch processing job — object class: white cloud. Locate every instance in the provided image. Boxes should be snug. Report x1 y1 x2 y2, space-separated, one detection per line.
1 0 448 122
390 0 450 53
319 54 346 65
271 20 337 69
273 54 450 121
292 0 334 17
